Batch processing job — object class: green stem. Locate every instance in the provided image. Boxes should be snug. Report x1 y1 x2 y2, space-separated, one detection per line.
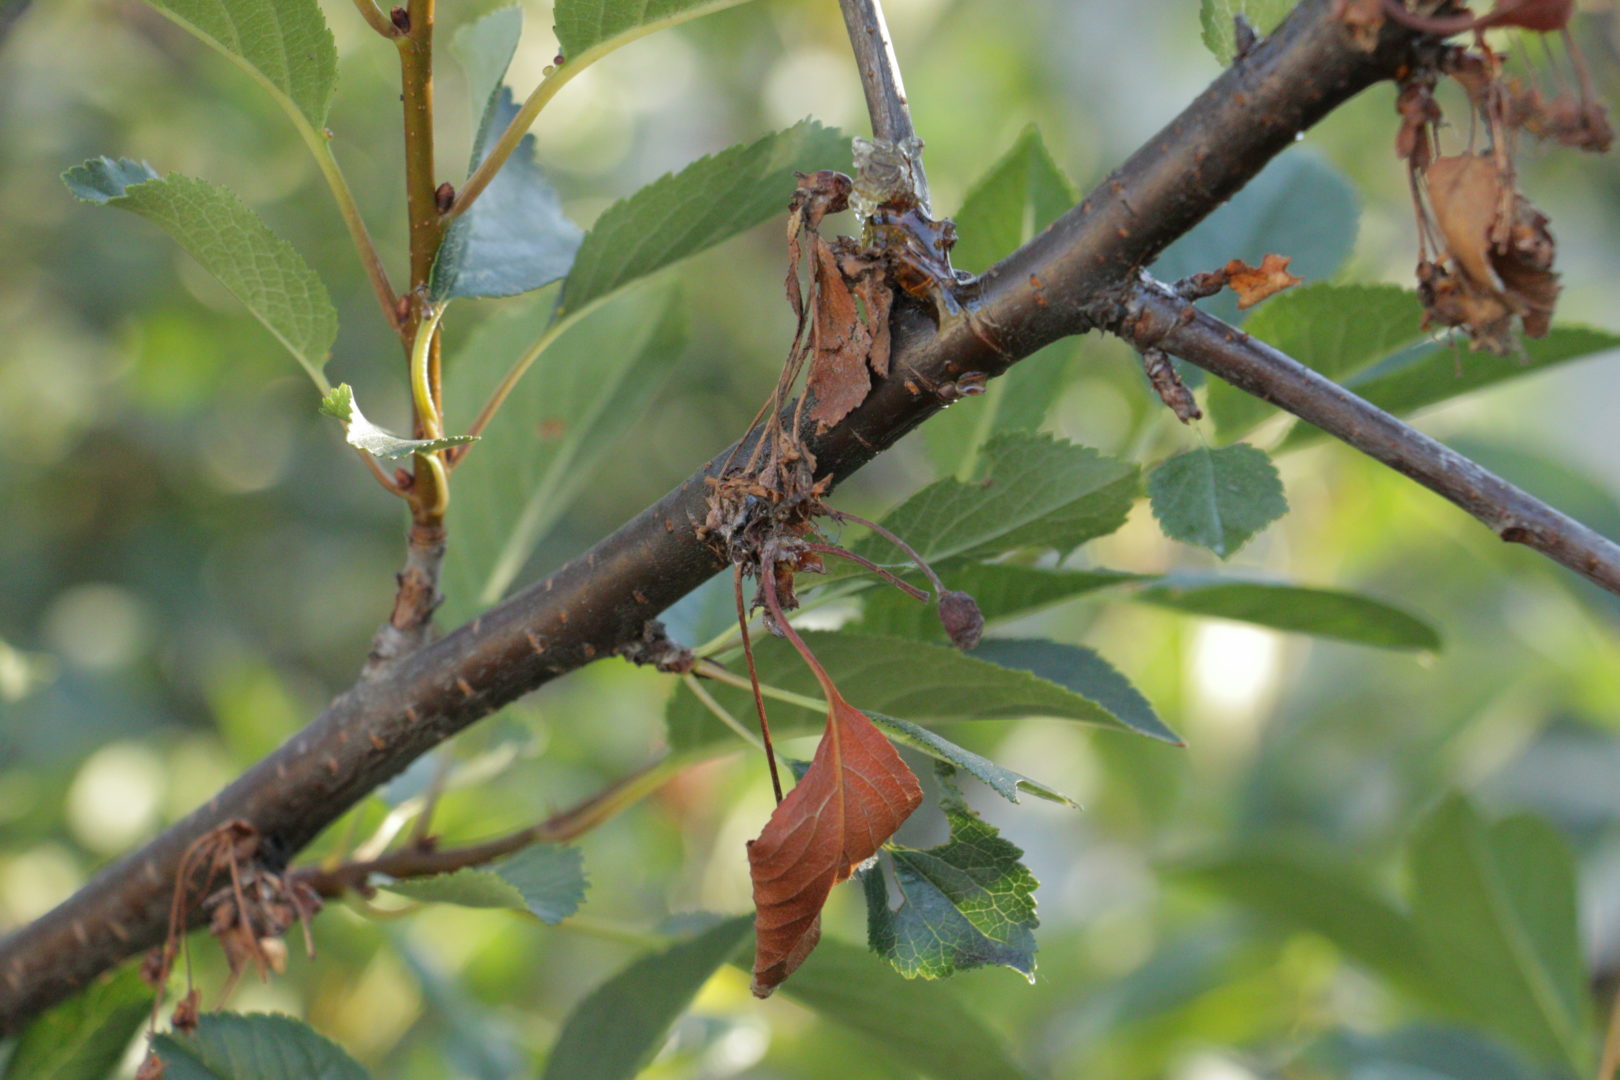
349 0 401 38
410 305 446 439
681 674 764 750
692 659 826 713
453 317 567 452
299 118 403 340
446 64 586 223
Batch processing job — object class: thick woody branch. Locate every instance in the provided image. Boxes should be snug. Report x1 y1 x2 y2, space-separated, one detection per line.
0 0 1520 1030
1107 276 1620 593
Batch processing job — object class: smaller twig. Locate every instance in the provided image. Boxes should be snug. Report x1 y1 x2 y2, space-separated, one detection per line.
354 448 408 495
1112 274 1620 597
449 318 567 465
349 0 403 39
827 508 946 598
735 566 784 803
448 65 583 224
802 542 929 602
837 0 931 213
293 758 675 898
408 752 452 848
681 673 764 751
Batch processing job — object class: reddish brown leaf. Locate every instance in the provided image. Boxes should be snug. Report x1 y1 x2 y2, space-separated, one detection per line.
1224 254 1302 310
747 694 922 996
806 238 876 432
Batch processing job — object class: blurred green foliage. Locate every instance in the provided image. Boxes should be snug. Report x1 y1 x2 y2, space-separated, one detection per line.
3 0 1620 1077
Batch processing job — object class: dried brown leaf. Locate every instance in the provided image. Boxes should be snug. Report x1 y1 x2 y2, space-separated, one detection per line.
1422 154 1560 349
748 694 922 996
1224 254 1302 309
806 239 876 432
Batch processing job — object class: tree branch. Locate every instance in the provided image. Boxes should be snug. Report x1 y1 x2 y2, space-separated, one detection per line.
0 0 1533 1031
1105 274 1620 593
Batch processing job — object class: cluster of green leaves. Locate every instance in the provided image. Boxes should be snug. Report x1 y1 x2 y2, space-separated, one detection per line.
1186 794 1596 1075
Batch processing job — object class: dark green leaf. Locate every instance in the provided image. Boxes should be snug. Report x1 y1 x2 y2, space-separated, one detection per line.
856 433 1139 568
865 767 1040 981
1136 579 1441 651
441 287 685 622
867 712 1077 806
319 384 477 459
1199 0 1294 64
1314 1024 1544 1080
64 160 337 389
1147 443 1287 557
557 121 847 321
140 0 336 129
1407 795 1592 1071
1157 150 1358 326
1207 284 1425 440
432 82 582 299
381 845 585 924
1181 845 1445 1005
771 938 1034 1080
553 0 762 62
858 563 1144 641
1282 326 1620 450
925 126 1078 478
153 1013 370 1080
542 915 752 1080
667 631 1179 752
1 966 147 1080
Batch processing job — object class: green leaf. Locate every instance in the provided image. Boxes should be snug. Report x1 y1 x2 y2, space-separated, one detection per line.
453 6 523 142
1136 579 1441 651
441 286 685 622
1407 796 1592 1071
153 1013 370 1080
1 967 148 1080
1207 284 1425 440
866 712 1077 806
1147 443 1287 557
1282 326 1620 450
859 563 1144 642
925 126 1078 478
1199 0 1294 64
319 384 477 459
1181 845 1446 1005
770 938 1034 1080
1157 150 1358 327
433 8 582 301
64 160 337 389
557 120 848 321
667 631 1179 752
856 433 1139 569
865 767 1040 981
380 845 585 924
542 915 752 1080
553 0 761 62
140 0 336 130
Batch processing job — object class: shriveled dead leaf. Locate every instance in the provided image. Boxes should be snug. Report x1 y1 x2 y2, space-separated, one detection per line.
806 238 875 431
748 693 923 996
1225 254 1302 309
1422 154 1560 350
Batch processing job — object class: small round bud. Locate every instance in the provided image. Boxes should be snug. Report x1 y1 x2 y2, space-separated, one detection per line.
938 590 983 651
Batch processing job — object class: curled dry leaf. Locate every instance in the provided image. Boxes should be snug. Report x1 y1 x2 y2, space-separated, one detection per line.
1422 153 1559 350
748 693 923 996
1224 254 1302 309
135 1052 166 1080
